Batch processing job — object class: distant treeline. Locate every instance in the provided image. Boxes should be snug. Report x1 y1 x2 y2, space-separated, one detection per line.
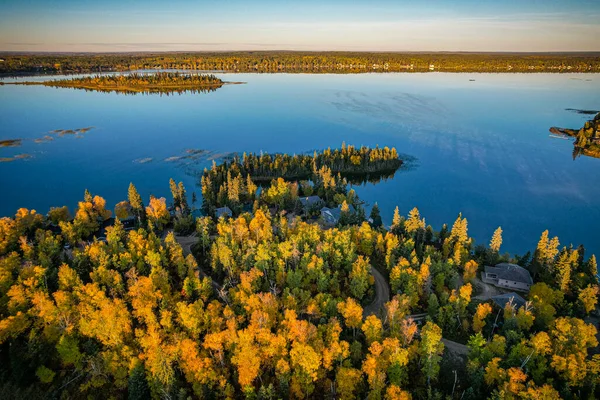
1 51 599 75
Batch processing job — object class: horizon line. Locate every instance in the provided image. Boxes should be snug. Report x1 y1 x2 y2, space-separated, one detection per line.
2 50 600 55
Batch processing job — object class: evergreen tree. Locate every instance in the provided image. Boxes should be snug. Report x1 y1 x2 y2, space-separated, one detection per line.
128 363 150 400
370 203 382 228
178 182 189 215
169 178 180 209
128 182 145 225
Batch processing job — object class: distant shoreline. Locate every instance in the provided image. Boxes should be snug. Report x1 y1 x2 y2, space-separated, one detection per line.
1 51 598 76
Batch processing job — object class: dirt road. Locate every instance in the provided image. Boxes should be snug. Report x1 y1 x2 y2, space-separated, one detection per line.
363 267 390 318
175 234 222 291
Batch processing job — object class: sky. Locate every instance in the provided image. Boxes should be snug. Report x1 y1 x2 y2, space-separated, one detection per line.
0 0 599 53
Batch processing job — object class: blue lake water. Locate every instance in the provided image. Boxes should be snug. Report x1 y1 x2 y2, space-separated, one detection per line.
1 73 599 256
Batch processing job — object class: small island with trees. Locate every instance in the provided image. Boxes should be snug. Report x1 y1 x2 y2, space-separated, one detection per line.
4 72 230 95
550 111 600 159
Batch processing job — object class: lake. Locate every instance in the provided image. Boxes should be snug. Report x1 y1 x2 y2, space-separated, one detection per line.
1 72 599 256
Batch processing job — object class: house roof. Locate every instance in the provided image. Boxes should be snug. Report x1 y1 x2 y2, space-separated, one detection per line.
299 196 323 207
320 204 356 223
484 263 533 285
215 206 232 218
321 207 341 221
491 292 527 310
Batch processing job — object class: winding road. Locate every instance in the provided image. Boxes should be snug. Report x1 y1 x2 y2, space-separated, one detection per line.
175 234 222 292
363 267 390 318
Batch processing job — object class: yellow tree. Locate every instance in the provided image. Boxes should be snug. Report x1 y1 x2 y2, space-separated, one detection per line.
419 321 444 387
555 248 578 293
578 284 599 314
337 297 363 337
385 385 412 400
349 255 371 300
550 317 598 387
248 209 272 243
391 206 402 230
114 200 132 220
362 315 382 345
473 303 492 333
405 207 425 234
489 227 503 253
336 367 362 400
463 260 478 283
231 329 261 391
290 342 321 398
145 196 170 230
449 213 468 246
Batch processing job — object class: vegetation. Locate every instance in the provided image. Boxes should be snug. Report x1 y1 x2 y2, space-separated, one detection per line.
0 147 598 399
550 112 600 159
201 144 401 215
6 72 225 94
1 52 599 76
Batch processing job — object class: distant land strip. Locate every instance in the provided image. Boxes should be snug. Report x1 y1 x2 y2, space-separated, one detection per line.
0 51 599 75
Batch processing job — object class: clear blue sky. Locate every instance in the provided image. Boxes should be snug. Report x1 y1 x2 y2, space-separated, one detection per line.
1 0 599 52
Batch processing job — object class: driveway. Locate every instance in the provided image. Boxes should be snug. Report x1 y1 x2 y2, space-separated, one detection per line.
363 267 390 318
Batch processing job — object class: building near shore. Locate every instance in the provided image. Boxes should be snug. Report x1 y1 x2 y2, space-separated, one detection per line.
482 263 533 292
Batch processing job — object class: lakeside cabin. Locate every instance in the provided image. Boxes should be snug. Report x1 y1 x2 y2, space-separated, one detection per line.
298 196 324 214
482 263 533 293
215 206 233 219
320 204 356 225
491 292 527 310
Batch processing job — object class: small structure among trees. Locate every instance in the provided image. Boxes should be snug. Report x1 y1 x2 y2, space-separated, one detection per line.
482 263 533 292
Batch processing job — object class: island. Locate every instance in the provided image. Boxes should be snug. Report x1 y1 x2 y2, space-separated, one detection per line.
550 111 600 159
4 72 229 94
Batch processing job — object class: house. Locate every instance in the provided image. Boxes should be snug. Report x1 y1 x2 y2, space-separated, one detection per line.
298 196 324 214
215 206 233 219
320 204 356 225
299 196 323 209
491 292 527 310
482 263 533 292
320 207 341 225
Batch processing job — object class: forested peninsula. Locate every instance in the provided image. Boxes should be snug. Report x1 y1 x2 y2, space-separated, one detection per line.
1 145 599 400
550 112 600 159
1 51 599 75
4 72 226 94
200 144 402 215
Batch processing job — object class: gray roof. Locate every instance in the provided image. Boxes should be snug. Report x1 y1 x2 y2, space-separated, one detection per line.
491 292 527 309
320 204 356 223
321 207 342 223
485 263 533 285
299 196 323 207
215 206 232 218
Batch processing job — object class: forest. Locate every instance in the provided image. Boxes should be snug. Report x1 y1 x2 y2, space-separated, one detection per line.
4 72 225 95
1 51 599 75
550 112 600 159
0 145 599 399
